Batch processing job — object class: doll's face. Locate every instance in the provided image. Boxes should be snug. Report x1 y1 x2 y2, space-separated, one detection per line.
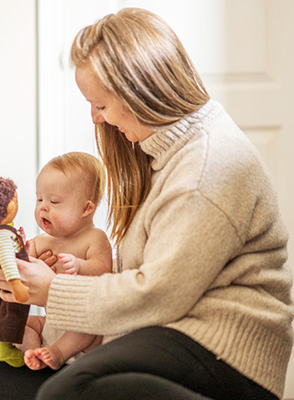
35 165 93 238
1 192 18 225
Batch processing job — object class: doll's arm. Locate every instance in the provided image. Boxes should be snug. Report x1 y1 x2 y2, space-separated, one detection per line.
0 231 29 302
0 231 22 281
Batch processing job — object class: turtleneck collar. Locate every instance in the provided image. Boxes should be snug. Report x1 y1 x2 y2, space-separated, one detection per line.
139 100 222 171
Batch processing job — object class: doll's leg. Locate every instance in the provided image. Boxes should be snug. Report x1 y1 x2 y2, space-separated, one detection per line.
31 332 102 370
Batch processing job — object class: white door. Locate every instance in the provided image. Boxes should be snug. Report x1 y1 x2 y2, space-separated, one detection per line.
0 0 37 239
38 0 294 397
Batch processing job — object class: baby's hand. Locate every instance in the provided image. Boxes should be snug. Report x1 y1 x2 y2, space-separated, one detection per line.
58 253 80 274
19 227 30 253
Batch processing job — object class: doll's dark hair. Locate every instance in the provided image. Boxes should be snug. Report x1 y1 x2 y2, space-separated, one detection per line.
0 177 17 221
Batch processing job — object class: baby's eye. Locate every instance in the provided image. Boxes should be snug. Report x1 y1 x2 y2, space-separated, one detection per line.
37 198 42 202
50 201 60 205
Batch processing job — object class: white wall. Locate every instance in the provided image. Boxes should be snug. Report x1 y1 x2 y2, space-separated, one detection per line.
0 0 38 239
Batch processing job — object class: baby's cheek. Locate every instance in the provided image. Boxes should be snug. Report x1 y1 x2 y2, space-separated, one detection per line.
56 210 79 232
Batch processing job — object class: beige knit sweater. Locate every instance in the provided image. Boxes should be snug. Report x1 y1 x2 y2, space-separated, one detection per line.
47 100 293 399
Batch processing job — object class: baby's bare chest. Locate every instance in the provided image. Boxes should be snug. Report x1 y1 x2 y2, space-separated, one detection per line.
34 235 89 273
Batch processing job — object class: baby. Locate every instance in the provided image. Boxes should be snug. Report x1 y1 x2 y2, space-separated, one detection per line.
16 152 112 370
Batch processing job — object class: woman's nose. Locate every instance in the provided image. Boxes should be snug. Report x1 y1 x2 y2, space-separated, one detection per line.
91 106 106 125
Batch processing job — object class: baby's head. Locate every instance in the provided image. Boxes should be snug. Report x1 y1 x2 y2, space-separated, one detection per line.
45 152 105 209
35 152 105 237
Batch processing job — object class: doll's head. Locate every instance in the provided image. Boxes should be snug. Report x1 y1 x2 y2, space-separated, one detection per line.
0 177 18 223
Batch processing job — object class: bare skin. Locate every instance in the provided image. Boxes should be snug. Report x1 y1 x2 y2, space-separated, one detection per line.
12 164 112 370
24 334 103 370
0 256 54 307
25 347 64 370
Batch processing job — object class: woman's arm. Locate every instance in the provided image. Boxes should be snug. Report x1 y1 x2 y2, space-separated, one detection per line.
44 191 241 336
0 257 56 307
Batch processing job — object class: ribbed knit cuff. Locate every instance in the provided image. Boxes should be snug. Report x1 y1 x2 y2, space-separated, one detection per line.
46 274 99 334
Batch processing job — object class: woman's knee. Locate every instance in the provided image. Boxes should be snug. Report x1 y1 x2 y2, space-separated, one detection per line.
37 371 212 400
36 367 77 400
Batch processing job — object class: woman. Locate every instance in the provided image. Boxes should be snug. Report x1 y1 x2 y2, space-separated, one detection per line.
0 8 293 400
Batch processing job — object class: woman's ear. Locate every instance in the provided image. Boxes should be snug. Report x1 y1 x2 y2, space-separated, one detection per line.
82 200 95 217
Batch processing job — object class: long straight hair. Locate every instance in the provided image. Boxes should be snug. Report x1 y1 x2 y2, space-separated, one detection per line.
71 8 210 244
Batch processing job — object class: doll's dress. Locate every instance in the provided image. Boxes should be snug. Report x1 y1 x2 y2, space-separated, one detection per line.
0 224 30 344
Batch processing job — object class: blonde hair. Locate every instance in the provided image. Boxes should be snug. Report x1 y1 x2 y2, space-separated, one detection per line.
46 152 105 210
71 8 210 243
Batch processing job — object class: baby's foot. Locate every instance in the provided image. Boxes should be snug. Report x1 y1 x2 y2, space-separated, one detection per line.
24 349 47 370
34 346 65 370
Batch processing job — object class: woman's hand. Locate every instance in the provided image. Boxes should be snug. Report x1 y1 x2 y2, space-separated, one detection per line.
37 250 58 273
0 257 56 307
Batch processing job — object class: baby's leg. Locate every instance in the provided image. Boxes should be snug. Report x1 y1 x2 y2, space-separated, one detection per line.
15 315 45 353
15 315 48 370
33 332 103 370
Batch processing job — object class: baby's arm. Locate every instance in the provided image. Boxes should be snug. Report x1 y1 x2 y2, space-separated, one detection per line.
59 229 112 276
29 238 38 258
58 253 80 274
18 226 30 253
29 237 58 272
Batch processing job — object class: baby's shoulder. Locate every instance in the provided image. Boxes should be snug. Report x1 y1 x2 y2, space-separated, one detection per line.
86 226 109 243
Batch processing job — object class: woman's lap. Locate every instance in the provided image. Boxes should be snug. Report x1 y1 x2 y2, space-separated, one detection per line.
35 326 278 400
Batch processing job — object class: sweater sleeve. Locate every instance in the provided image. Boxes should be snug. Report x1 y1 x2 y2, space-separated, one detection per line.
46 190 242 336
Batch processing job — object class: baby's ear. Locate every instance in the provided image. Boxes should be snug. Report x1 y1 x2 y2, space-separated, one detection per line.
83 200 95 217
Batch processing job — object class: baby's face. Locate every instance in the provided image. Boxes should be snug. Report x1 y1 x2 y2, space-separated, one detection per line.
35 165 89 237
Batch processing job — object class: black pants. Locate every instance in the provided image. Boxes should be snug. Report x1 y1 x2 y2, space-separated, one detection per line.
0 362 58 400
1 327 278 400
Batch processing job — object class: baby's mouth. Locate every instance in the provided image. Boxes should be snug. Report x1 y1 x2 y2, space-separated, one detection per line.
41 217 51 226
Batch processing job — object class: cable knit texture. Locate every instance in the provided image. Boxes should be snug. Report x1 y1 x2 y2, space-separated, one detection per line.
47 100 293 399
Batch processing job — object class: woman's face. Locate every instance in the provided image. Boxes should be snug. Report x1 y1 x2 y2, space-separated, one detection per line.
75 66 154 143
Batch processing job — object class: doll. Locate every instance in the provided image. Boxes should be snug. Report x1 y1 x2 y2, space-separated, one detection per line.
0 177 30 354
0 177 30 302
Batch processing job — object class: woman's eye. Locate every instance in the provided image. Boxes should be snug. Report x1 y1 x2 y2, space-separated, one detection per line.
96 105 105 111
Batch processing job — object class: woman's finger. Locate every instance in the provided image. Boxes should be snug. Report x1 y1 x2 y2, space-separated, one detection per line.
15 257 56 306
37 250 58 267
